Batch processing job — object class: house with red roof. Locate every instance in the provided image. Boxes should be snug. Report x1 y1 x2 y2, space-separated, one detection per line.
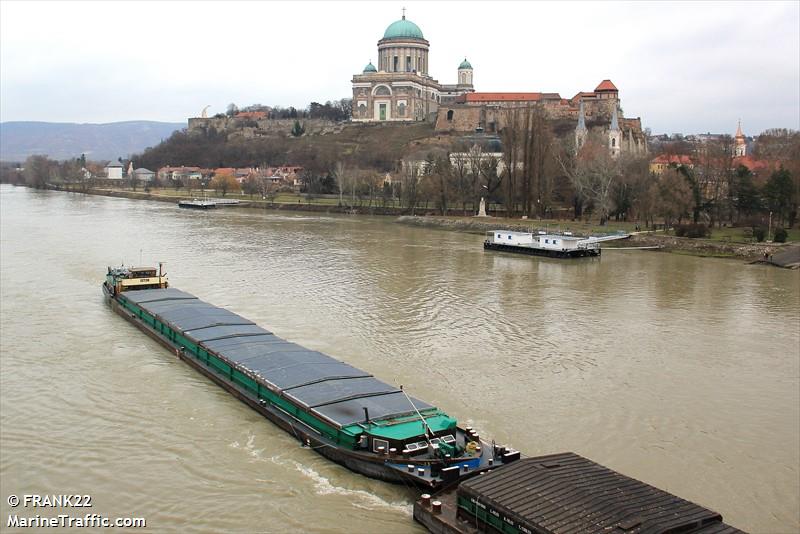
649 154 695 175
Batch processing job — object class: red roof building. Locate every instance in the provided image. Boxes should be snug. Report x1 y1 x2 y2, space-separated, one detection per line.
463 92 543 102
649 154 695 174
595 79 618 92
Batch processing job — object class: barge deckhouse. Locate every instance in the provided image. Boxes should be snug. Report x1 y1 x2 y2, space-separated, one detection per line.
103 266 515 488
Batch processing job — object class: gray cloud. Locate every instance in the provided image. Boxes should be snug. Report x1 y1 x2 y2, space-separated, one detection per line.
1 1 797 136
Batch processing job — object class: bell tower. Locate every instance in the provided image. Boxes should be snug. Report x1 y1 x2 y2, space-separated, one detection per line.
458 58 473 87
734 120 746 157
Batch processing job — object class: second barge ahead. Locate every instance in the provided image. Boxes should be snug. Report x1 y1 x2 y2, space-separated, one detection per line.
484 230 631 259
103 266 514 489
178 199 217 209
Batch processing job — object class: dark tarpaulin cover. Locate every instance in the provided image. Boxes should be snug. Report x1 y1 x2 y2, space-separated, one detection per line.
313 392 433 427
203 339 311 362
184 324 271 343
123 288 197 304
123 288 436 427
283 376 398 408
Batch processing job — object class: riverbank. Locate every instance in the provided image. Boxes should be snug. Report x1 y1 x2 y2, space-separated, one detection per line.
395 215 796 263
31 185 799 263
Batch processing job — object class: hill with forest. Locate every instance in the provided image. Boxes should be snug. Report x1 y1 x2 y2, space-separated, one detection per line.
133 121 442 173
0 121 184 162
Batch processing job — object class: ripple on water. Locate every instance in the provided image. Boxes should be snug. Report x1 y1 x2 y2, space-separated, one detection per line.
1 186 797 533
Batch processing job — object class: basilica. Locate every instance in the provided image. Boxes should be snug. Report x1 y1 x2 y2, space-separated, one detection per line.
352 13 647 156
351 12 474 122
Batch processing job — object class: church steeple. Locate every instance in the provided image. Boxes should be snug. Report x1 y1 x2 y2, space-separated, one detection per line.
608 106 621 158
610 105 619 131
734 119 746 156
575 100 587 150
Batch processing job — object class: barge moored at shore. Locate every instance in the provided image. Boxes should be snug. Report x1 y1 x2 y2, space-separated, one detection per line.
103 266 516 488
178 199 217 209
484 230 630 258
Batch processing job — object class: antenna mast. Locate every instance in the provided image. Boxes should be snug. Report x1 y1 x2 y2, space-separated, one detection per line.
400 385 434 444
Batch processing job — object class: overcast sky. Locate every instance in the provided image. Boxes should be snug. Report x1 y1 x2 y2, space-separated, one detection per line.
1 0 798 135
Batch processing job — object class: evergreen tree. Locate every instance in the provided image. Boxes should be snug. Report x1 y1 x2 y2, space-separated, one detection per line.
763 168 793 226
734 165 761 219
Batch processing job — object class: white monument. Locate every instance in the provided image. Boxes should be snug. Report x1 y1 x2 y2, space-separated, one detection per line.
476 196 488 217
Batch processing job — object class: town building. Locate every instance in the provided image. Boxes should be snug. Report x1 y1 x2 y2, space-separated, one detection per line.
649 154 695 175
351 11 474 122
437 80 647 157
104 163 123 180
157 166 204 183
133 168 155 182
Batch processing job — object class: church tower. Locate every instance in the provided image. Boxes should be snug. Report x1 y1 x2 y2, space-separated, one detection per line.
608 106 621 158
458 58 473 87
734 120 746 157
575 100 587 150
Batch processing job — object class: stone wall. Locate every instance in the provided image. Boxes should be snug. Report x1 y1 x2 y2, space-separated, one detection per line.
434 106 482 132
435 97 619 134
188 117 343 138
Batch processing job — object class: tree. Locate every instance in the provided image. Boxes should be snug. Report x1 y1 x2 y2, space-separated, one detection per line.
291 120 305 137
24 155 54 188
657 167 694 229
763 168 794 227
499 112 521 217
614 155 650 223
733 165 761 219
427 154 454 215
554 137 586 219
241 175 260 198
520 105 553 218
226 103 239 117
334 161 349 206
210 173 239 196
450 145 471 215
559 132 619 225
171 177 184 192
699 135 735 227
400 161 421 214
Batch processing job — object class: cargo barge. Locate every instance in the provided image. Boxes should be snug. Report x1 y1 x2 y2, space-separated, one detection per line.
103 265 516 488
414 452 744 534
484 230 630 258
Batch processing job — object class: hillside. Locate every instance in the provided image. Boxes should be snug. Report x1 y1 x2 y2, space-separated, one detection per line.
0 121 184 162
134 121 439 172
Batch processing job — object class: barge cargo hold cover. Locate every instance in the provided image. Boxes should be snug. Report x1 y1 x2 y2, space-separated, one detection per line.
415 452 744 534
104 275 512 488
120 287 439 437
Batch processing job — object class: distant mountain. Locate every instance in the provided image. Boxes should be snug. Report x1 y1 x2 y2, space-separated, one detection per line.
0 120 185 162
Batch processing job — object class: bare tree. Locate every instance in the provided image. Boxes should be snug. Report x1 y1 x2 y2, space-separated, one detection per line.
499 110 522 217
450 144 471 215
657 167 694 229
400 161 421 214
557 131 619 224
554 137 587 219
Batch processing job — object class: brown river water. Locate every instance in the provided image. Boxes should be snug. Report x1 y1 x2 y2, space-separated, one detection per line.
1 185 798 533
